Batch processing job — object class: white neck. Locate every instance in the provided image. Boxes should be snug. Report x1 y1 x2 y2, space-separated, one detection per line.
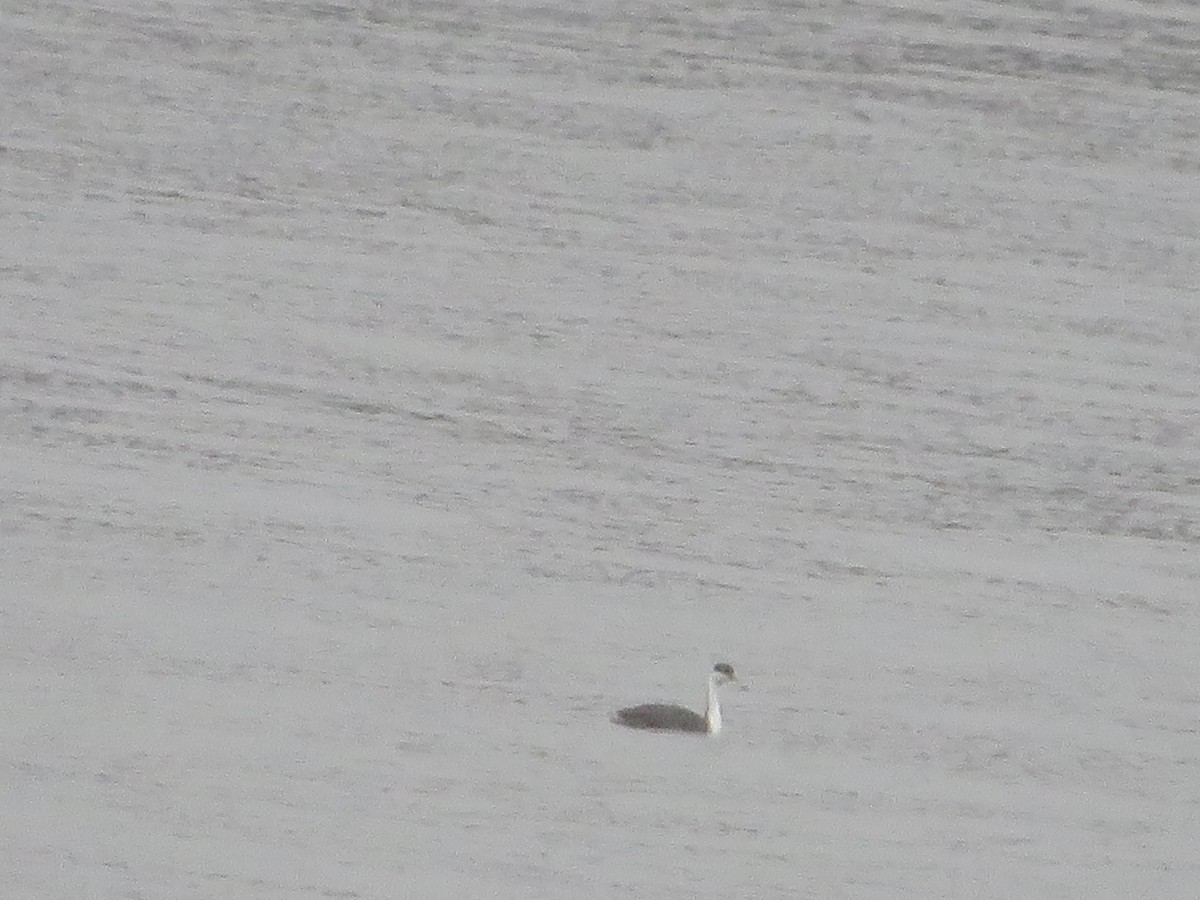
704 673 723 735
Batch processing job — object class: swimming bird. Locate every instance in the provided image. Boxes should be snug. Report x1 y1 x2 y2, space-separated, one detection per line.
611 663 739 734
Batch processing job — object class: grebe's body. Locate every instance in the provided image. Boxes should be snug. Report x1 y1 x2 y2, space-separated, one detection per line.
612 663 739 735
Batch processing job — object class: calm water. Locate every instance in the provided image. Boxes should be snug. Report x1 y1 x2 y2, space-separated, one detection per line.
3 1 1199 897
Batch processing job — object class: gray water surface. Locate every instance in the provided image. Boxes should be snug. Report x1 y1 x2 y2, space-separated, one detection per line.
3 1 1199 897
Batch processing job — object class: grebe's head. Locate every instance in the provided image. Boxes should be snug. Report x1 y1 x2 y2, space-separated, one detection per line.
712 662 738 685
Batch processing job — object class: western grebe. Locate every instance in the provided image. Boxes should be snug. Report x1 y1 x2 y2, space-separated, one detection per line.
611 663 739 734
